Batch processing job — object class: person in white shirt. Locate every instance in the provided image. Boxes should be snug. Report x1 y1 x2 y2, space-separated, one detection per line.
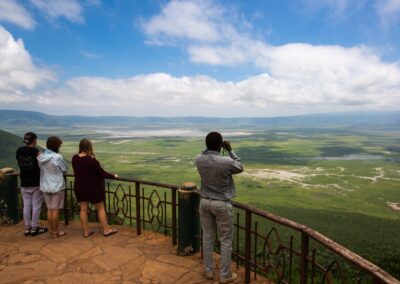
38 136 68 238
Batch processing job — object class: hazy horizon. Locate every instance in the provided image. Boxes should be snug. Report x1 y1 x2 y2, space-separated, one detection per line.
1 108 400 119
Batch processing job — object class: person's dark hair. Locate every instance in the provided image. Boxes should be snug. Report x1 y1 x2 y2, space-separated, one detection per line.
46 136 62 153
23 132 37 145
79 138 95 156
205 132 223 151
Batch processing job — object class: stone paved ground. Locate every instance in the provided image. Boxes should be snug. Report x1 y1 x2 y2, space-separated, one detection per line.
0 221 270 284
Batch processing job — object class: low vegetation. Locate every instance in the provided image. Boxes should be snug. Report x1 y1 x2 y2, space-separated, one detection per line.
1 123 399 278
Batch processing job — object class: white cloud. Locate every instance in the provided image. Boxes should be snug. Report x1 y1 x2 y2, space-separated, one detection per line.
0 0 99 29
0 0 35 29
377 0 400 27
30 0 84 24
28 64 399 116
140 0 239 45
80 50 102 59
303 0 349 18
136 0 400 115
0 25 55 103
141 0 259 66
304 0 400 28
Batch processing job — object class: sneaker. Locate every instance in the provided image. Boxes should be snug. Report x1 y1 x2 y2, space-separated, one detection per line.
31 227 48 237
204 270 214 280
24 228 31 236
220 273 237 283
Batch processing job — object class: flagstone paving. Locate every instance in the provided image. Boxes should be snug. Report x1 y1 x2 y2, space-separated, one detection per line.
0 221 270 283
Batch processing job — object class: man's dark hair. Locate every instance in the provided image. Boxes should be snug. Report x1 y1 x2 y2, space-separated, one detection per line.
46 136 62 153
206 132 223 151
23 132 37 145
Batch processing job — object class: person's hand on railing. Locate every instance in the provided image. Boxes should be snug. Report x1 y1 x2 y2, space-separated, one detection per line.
114 174 119 179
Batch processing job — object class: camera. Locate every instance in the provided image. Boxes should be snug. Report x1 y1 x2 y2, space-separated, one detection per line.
222 140 231 151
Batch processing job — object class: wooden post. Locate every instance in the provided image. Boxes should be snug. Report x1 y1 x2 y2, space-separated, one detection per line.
0 168 19 224
177 182 200 255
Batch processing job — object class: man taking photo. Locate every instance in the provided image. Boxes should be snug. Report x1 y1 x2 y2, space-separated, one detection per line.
195 131 244 283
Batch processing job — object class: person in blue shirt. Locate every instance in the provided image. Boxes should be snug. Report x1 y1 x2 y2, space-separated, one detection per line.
38 136 68 238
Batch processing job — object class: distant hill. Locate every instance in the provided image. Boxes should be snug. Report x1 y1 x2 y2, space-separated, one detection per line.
0 129 22 169
0 109 399 129
0 110 67 127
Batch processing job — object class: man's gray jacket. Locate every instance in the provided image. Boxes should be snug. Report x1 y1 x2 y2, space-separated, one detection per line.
195 150 243 201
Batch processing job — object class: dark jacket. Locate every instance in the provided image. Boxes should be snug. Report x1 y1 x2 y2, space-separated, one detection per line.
16 146 40 187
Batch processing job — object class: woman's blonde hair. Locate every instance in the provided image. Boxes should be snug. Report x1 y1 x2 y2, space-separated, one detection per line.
79 138 95 156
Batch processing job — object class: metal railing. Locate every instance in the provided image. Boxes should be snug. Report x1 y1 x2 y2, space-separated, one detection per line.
63 174 179 245
12 173 399 284
230 202 399 284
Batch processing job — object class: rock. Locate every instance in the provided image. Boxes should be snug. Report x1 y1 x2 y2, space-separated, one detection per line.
40 241 83 263
1 260 57 283
0 168 15 175
156 254 199 269
0 168 15 181
175 271 209 284
141 259 188 283
119 255 147 281
92 246 142 271
46 272 97 284
6 252 45 265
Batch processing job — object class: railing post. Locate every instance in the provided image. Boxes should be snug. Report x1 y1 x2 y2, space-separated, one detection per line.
172 188 177 246
0 168 19 224
244 209 252 284
106 182 111 223
373 277 382 284
177 182 200 255
69 180 74 221
300 232 309 284
135 182 141 235
63 176 69 225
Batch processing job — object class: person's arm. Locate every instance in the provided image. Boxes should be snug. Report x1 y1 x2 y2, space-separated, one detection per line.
223 141 244 174
228 150 240 161
229 152 243 174
54 154 68 174
92 158 116 179
53 155 68 174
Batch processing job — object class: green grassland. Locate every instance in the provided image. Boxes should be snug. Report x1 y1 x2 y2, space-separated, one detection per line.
0 129 23 168
2 126 400 277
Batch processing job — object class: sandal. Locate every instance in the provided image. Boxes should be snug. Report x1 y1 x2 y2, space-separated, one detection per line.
83 231 95 238
25 228 31 237
103 228 118 237
31 227 48 237
52 231 67 238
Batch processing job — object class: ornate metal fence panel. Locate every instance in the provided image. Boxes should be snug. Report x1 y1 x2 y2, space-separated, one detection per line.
63 175 178 245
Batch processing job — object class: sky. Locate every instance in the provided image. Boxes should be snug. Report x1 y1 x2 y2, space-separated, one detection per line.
0 0 400 117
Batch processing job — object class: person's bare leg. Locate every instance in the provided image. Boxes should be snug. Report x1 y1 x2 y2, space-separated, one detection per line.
94 202 112 234
48 209 55 234
53 209 59 234
80 202 89 236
